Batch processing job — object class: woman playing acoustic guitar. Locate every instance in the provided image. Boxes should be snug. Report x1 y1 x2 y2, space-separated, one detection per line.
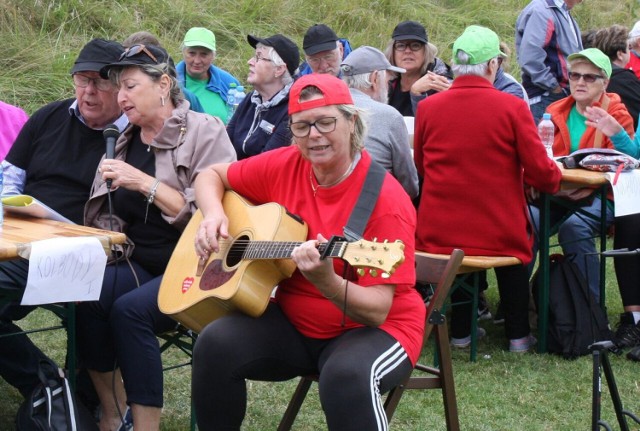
191 73 424 430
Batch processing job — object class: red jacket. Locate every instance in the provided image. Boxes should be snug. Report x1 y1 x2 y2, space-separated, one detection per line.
414 75 562 264
546 92 634 156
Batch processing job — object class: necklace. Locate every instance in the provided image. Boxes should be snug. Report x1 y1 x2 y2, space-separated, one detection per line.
309 153 360 196
140 130 152 152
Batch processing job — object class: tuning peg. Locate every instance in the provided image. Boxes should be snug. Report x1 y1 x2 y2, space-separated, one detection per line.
369 269 378 277
357 268 365 276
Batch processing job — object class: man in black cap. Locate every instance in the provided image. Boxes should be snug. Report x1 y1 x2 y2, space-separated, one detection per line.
0 38 127 402
298 23 352 77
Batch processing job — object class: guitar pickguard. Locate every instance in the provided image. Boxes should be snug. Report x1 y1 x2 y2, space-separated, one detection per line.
200 260 236 291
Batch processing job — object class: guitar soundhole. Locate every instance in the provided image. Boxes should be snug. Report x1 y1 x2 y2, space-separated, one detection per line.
225 234 249 267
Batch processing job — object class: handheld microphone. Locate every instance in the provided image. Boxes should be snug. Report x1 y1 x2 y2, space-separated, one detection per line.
103 124 120 189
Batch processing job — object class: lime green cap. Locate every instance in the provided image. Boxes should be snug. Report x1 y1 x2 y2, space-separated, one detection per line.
183 27 216 52
452 25 505 65
567 48 612 78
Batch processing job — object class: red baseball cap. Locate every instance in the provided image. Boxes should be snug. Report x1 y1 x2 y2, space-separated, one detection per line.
288 73 353 115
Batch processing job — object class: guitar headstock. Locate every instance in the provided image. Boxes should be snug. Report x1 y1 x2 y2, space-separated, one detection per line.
341 238 405 278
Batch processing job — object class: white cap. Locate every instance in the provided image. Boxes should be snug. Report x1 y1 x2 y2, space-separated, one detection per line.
629 21 640 39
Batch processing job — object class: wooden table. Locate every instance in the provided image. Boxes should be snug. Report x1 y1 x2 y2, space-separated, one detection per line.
0 214 127 387
537 166 609 353
0 215 127 260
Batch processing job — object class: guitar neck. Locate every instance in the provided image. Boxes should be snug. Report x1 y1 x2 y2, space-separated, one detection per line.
243 240 346 260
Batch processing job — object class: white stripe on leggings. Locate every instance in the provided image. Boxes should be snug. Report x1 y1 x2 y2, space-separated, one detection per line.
369 342 408 431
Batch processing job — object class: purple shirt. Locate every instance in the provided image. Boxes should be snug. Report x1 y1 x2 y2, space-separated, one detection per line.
0 101 28 161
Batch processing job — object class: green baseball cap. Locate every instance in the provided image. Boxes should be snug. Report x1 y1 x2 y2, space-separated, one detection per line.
452 25 505 65
183 27 216 52
567 48 612 78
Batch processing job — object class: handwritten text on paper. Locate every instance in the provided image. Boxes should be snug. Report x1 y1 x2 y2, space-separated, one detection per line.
21 237 107 305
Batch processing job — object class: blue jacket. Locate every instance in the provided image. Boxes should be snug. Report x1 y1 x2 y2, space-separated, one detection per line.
515 0 582 99
176 61 240 103
182 88 205 113
226 84 292 160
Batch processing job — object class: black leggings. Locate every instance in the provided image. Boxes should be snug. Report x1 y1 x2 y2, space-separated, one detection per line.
613 213 640 307
192 303 413 431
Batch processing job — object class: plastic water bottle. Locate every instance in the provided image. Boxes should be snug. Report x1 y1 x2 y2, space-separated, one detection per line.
233 85 246 114
226 83 237 122
538 113 555 159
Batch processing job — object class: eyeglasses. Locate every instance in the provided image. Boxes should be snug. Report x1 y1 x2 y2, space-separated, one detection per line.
119 44 159 64
72 74 114 91
568 72 605 83
253 53 274 63
289 117 338 138
393 41 424 52
307 52 338 66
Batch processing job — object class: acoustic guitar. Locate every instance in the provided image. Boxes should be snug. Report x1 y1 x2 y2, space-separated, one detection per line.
158 191 405 332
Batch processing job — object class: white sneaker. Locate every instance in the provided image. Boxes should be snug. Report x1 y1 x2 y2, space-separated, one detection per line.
451 327 486 348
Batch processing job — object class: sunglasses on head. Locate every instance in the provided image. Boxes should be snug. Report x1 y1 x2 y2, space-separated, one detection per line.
119 44 159 64
568 71 605 83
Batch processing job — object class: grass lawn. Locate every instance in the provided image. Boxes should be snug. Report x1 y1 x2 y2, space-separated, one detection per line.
1 252 639 430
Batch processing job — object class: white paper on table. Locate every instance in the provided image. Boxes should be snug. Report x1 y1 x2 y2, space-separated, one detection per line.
21 237 107 305
606 170 640 217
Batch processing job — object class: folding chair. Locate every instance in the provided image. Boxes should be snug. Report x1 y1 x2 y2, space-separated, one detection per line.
278 249 464 431
0 294 78 389
158 325 197 431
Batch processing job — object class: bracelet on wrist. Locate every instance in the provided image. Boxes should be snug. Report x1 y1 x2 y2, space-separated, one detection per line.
147 179 160 205
324 278 347 300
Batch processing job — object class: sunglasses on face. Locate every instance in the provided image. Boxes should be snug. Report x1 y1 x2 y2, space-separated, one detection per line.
289 117 338 138
568 72 605 83
119 44 159 64
393 41 424 52
72 74 113 91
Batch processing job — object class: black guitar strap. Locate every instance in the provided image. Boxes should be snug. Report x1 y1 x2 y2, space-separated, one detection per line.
343 159 386 242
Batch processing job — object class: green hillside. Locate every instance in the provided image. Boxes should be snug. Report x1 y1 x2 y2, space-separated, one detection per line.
1 0 637 113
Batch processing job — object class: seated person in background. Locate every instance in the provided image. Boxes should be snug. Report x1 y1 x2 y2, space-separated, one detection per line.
385 20 453 116
176 27 240 123
626 21 640 80
0 100 28 160
529 48 635 303
494 42 529 102
227 34 299 159
77 44 237 430
414 26 561 353
191 74 424 430
0 37 127 400
340 45 419 199
582 105 640 353
123 30 206 114
297 23 352 77
591 25 640 129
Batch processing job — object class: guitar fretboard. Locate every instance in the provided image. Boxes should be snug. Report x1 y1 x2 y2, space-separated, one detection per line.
242 241 346 260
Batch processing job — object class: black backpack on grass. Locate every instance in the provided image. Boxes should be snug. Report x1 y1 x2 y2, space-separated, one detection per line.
533 254 613 359
15 359 97 431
